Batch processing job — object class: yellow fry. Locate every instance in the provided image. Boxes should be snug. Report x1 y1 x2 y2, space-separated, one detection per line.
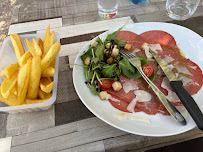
41 42 60 72
27 56 41 99
50 59 55 68
11 85 17 96
38 38 44 54
18 51 32 67
17 58 32 105
26 39 42 57
0 86 18 106
39 77 54 93
41 67 55 77
10 34 25 61
43 25 55 57
24 97 51 104
1 72 18 98
39 89 52 99
0 62 19 79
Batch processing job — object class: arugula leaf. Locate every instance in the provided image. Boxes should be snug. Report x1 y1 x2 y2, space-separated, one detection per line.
119 57 141 79
106 24 126 41
119 57 135 73
87 83 99 95
118 39 126 45
93 43 105 63
81 47 92 63
101 64 117 78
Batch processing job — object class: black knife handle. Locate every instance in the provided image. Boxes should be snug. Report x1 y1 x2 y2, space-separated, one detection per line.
170 81 203 130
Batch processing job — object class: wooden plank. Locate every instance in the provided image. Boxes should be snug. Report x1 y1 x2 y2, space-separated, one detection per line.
11 125 126 152
135 11 172 22
6 105 55 137
12 122 78 146
77 117 107 131
55 99 94 126
37 16 134 39
140 4 159 13
0 137 12 152
59 141 105 152
103 128 203 152
0 112 8 138
8 18 62 35
60 42 88 57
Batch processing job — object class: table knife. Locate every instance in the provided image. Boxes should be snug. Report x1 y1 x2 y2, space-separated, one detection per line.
150 49 203 130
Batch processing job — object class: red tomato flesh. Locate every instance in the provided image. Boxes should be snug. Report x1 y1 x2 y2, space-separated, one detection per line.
99 79 114 89
142 64 154 77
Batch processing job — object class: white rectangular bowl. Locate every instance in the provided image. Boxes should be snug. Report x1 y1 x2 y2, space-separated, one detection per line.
0 32 60 113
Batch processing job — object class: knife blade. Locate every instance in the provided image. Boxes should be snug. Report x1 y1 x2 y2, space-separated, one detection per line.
150 49 203 131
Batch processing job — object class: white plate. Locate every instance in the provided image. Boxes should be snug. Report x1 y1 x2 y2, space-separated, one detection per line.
73 22 203 137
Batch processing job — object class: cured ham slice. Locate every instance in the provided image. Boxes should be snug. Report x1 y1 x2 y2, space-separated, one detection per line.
106 30 203 115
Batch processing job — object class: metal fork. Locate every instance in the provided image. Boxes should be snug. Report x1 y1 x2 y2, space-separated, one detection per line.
120 49 186 125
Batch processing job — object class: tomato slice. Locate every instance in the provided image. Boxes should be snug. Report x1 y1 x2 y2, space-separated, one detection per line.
142 64 153 77
99 79 114 89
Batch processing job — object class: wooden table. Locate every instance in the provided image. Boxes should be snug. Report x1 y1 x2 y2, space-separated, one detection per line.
0 0 203 151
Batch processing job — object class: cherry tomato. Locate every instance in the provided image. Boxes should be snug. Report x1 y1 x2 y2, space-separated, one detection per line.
99 79 114 89
142 64 154 77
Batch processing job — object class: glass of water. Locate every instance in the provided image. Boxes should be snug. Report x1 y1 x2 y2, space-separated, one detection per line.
166 0 200 20
98 0 119 19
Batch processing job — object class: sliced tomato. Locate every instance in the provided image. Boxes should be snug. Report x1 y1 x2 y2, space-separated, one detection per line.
142 64 153 78
99 79 114 89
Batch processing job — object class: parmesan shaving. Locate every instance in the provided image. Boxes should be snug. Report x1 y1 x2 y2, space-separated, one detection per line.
148 44 162 53
175 62 192 76
134 90 152 102
127 98 137 113
161 77 180 102
147 58 155 62
130 117 150 123
113 113 129 120
163 56 175 63
132 48 141 54
188 65 197 70
142 43 152 59
123 82 138 94
106 94 120 102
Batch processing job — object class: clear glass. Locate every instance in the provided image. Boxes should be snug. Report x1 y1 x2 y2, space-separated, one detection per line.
98 0 119 19
166 0 200 20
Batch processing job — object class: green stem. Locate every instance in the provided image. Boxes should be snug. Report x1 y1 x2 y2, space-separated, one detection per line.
95 72 102 85
91 71 96 84
91 48 95 58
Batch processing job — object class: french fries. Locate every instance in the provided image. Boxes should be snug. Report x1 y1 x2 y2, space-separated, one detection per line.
26 39 42 99
17 58 32 105
38 38 44 53
40 77 54 93
43 25 54 57
24 97 51 104
41 42 61 72
42 67 55 77
18 51 32 67
0 86 18 106
39 89 52 99
0 25 60 106
0 62 19 79
10 34 25 61
1 72 18 98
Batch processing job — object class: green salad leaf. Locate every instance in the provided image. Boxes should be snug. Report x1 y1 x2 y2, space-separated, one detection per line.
119 57 141 79
105 24 126 41
93 43 105 63
101 64 120 78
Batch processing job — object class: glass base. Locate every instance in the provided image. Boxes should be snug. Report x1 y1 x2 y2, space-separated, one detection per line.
98 11 117 19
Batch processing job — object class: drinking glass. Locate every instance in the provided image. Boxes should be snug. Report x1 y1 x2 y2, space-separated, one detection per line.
97 0 119 19
166 0 200 20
